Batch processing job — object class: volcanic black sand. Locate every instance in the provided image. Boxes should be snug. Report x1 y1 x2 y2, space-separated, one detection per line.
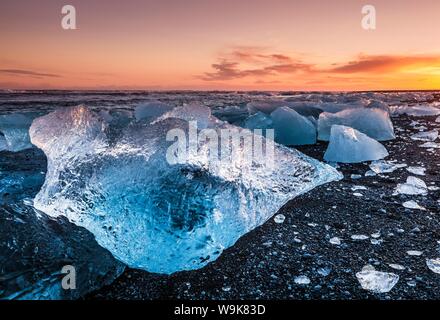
87 115 440 300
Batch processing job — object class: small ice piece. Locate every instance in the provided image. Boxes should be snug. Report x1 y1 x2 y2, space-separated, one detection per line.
352 185 367 191
402 200 426 211
390 104 440 117
244 111 273 131
406 166 426 176
294 275 311 285
395 176 428 195
388 264 405 271
371 232 381 238
420 142 440 149
407 250 423 256
365 170 376 177
356 265 399 293
134 101 174 121
351 174 362 179
369 160 407 174
0 135 8 151
317 267 331 277
353 193 363 197
318 108 395 141
410 130 438 142
0 113 35 152
270 107 317 146
274 214 286 224
323 125 388 163
329 237 341 245
426 258 440 274
351 234 369 240
436 116 440 123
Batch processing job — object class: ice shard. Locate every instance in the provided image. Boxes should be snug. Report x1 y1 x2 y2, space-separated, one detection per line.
270 107 317 146
318 108 395 141
0 113 36 152
30 105 341 274
323 125 388 163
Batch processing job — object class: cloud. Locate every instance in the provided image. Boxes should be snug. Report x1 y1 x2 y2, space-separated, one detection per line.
329 55 440 73
200 49 313 81
0 69 61 78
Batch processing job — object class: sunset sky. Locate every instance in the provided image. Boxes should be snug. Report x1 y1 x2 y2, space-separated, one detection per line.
1 0 440 91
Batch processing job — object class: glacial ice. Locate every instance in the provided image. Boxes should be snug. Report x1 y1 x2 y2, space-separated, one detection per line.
134 101 174 121
318 108 395 141
0 113 36 152
366 100 390 113
395 176 428 196
420 142 440 149
390 104 440 117
356 265 399 293
294 275 311 285
369 160 407 174
410 130 438 142
436 116 440 123
426 258 440 274
323 125 388 163
402 200 426 210
30 105 341 274
407 250 423 256
406 166 426 176
244 112 273 131
155 102 215 129
270 107 317 146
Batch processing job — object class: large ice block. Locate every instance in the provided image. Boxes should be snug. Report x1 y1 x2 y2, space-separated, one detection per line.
30 105 341 274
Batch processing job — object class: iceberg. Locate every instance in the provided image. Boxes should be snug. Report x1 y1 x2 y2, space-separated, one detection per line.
270 107 317 146
323 125 388 163
318 108 395 141
134 101 174 121
30 105 341 274
0 113 36 152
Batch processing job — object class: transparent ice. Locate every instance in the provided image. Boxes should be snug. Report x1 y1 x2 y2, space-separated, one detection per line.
0 113 36 152
270 107 316 146
30 105 341 274
356 265 399 293
318 108 395 141
323 125 388 163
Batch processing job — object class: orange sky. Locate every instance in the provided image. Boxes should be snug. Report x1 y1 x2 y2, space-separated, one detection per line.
1 0 440 91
